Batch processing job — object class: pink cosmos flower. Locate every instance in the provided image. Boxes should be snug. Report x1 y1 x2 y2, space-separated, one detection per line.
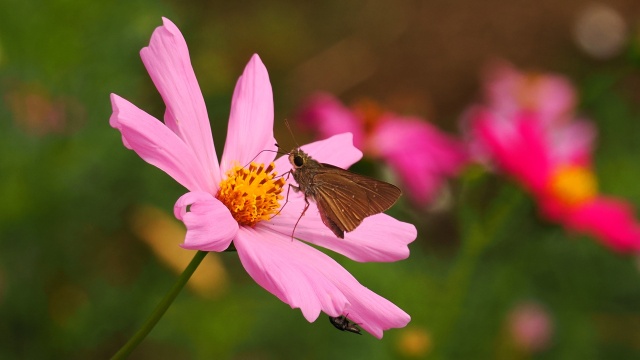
298 93 467 206
109 18 416 338
466 62 640 252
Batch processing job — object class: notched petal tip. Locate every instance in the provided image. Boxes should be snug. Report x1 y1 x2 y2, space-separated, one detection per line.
147 17 181 44
161 17 178 31
109 93 124 118
138 17 220 188
109 94 135 149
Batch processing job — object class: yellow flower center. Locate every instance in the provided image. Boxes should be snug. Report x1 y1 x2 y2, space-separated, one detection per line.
547 165 597 207
216 162 286 226
352 98 384 135
517 74 544 111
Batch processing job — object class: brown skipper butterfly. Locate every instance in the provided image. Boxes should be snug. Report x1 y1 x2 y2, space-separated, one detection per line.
287 147 401 239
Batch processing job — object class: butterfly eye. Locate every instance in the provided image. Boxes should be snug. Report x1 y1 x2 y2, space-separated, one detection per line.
293 155 304 167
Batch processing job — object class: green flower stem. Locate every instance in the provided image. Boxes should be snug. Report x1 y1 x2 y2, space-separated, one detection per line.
435 179 524 357
111 250 208 360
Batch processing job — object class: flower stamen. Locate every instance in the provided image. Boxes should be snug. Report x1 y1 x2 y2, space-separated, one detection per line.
217 162 285 226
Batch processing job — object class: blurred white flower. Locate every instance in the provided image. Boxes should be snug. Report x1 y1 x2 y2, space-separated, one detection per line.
574 3 628 60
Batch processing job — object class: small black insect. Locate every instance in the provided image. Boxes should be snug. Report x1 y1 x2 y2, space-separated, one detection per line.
329 315 362 335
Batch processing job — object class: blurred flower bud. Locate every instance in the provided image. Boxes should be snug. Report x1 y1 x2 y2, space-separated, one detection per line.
508 302 553 352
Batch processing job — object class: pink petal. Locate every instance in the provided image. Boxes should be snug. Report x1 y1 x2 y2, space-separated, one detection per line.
260 196 415 262
548 120 596 166
483 60 576 126
220 54 277 175
535 75 577 126
338 280 411 339
471 110 551 194
174 191 238 251
565 197 640 252
140 17 220 188
274 133 363 174
372 116 468 205
296 93 366 149
515 116 554 192
385 153 445 205
234 226 410 338
109 94 211 192
482 59 522 116
469 110 522 174
374 116 467 176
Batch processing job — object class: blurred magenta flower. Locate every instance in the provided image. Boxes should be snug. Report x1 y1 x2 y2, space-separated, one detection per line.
297 94 467 206
507 302 553 353
109 18 416 338
466 62 640 252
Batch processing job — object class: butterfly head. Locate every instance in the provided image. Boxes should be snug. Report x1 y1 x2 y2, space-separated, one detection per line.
288 148 309 169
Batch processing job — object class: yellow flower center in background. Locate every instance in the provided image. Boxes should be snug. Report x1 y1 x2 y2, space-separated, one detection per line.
352 98 384 135
216 162 285 226
548 164 597 207
517 74 544 111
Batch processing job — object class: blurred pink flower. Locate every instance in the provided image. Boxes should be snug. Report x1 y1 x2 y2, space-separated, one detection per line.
507 302 553 352
109 18 416 338
5 82 85 136
482 60 577 127
466 62 640 252
298 93 467 206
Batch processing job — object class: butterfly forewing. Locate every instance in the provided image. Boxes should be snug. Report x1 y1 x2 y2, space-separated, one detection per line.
314 182 367 236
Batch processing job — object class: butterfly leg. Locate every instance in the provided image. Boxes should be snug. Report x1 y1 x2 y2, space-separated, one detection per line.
270 181 295 220
290 195 309 241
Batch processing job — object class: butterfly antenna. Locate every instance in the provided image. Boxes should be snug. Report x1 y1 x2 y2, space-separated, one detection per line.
284 119 300 148
241 147 286 169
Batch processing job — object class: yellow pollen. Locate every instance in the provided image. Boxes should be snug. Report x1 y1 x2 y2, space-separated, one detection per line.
216 162 285 226
548 164 598 207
